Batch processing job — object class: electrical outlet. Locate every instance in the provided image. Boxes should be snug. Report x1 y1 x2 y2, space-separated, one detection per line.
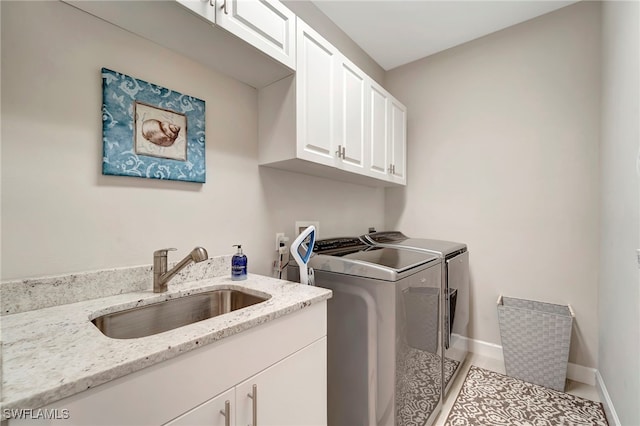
275 233 285 251
295 221 320 237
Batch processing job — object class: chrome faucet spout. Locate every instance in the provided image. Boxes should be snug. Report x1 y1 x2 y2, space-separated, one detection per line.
153 247 209 293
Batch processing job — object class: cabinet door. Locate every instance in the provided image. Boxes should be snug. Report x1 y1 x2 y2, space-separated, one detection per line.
368 81 389 179
296 19 339 167
389 99 407 184
216 0 295 69
236 337 327 426
336 59 366 173
164 388 235 426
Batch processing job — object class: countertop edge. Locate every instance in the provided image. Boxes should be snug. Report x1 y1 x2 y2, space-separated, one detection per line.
1 282 331 415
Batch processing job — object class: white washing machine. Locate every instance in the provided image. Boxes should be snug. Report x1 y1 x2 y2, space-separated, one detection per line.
361 231 470 395
288 237 446 426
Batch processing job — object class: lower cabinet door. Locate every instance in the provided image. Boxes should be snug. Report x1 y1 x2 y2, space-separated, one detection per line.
164 388 235 426
236 337 327 426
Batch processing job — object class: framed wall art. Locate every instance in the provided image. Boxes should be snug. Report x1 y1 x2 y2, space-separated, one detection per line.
101 68 206 183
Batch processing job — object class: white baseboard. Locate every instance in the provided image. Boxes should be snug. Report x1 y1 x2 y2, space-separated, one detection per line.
465 335 503 360
566 362 597 386
596 370 622 426
464 336 596 386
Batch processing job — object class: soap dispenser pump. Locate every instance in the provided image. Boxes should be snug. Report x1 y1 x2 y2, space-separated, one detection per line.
231 245 247 281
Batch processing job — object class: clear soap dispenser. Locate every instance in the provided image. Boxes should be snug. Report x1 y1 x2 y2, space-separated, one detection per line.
231 245 247 281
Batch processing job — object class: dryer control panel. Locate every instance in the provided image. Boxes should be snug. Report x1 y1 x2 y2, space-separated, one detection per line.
313 237 366 254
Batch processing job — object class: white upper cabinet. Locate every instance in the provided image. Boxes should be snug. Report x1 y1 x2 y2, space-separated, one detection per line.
258 17 407 187
367 81 407 184
178 0 296 70
64 0 294 88
296 20 369 175
65 0 405 184
216 0 296 70
296 20 339 167
389 98 407 185
368 80 390 179
337 58 367 174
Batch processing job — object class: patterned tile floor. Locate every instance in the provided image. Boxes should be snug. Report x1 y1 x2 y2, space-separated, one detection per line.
434 353 601 426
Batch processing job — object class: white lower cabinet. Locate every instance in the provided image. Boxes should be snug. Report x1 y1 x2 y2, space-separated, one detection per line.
236 338 326 426
8 302 327 426
166 338 327 426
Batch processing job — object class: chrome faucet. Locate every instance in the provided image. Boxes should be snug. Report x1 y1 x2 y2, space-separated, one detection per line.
153 247 209 293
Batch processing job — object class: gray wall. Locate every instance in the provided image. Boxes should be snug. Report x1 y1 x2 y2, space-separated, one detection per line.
384 1 601 368
0 0 385 280
599 1 640 424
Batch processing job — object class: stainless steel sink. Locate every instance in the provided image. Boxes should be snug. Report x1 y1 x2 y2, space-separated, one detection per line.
92 289 269 339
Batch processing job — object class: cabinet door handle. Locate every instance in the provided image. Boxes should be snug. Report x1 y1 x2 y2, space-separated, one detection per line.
341 146 346 159
392 164 396 174
336 145 342 158
209 0 214 7
247 384 258 426
219 400 230 426
221 0 228 14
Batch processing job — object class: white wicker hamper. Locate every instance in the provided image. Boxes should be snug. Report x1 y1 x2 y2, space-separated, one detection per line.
497 295 575 391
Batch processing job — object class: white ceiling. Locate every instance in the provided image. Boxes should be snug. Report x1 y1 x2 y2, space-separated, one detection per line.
311 0 579 70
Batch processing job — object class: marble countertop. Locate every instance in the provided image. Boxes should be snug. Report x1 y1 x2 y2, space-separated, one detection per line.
0 274 331 414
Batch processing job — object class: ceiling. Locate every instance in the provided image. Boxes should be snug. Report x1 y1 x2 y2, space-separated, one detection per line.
311 0 579 70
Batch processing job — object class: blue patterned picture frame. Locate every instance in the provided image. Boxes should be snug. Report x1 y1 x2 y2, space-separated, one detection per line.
101 68 206 183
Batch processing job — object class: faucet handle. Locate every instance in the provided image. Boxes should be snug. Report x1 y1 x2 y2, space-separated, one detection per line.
154 248 177 257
